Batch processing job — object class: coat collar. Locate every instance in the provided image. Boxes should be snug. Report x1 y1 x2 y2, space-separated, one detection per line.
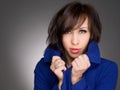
43 45 61 62
86 41 101 64
43 41 101 64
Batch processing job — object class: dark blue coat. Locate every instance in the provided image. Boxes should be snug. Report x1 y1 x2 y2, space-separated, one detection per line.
34 42 118 90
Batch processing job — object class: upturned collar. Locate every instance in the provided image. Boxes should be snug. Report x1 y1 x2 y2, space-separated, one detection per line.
43 41 101 64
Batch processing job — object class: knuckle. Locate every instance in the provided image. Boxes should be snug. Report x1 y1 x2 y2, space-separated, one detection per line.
52 56 60 62
88 62 91 67
50 65 54 71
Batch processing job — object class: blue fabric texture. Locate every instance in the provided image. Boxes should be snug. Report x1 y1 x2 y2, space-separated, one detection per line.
34 41 118 90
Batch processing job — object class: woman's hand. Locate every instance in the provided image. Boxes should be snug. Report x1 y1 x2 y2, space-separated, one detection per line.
71 54 91 84
50 56 66 89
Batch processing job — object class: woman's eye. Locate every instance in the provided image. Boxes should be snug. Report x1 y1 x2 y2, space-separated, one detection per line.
79 30 87 33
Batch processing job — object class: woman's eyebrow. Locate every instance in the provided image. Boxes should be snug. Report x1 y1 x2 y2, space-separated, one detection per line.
79 27 88 29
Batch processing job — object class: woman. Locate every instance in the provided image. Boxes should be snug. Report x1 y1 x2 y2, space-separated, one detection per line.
34 1 118 90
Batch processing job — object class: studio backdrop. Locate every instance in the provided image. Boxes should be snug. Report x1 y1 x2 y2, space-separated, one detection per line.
0 0 120 90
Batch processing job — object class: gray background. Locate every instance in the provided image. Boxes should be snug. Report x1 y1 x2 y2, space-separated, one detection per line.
0 0 120 90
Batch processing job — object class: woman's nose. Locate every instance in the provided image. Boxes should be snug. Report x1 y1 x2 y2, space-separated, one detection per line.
71 33 79 45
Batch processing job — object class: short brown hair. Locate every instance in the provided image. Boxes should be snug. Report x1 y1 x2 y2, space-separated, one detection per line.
47 1 102 50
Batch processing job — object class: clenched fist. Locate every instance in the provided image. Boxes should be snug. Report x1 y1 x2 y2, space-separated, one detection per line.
71 54 91 84
50 56 66 89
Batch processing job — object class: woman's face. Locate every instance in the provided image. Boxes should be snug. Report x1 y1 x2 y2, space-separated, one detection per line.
62 18 90 59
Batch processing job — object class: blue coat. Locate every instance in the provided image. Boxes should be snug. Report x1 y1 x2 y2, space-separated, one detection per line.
34 42 118 90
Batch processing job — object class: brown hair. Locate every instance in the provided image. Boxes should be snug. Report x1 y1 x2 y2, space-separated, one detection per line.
47 1 102 51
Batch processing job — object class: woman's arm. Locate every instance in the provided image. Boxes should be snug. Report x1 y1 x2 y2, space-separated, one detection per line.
95 61 118 90
34 59 59 90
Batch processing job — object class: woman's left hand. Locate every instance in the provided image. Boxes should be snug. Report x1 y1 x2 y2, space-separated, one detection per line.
71 54 91 84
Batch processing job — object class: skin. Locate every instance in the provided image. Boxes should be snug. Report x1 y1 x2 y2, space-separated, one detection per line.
50 18 91 89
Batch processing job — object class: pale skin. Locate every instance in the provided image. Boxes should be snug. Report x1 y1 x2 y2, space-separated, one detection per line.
50 18 91 89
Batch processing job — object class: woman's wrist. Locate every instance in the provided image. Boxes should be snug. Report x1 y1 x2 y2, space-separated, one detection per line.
58 80 63 90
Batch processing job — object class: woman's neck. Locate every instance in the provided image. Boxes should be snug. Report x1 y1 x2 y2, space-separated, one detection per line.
64 52 73 68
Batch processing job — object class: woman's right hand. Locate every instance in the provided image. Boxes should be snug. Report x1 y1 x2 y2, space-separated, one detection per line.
50 56 66 88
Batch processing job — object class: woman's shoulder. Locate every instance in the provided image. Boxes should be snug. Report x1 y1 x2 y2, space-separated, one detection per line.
100 58 118 67
34 58 57 85
93 58 118 84
96 58 118 74
34 58 51 72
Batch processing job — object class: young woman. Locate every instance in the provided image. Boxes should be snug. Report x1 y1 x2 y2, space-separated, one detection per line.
34 1 118 90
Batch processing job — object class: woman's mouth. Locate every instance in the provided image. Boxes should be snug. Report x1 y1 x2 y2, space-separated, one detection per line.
70 48 80 54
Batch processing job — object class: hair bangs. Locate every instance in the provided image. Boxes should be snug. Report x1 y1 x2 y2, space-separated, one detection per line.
63 13 88 33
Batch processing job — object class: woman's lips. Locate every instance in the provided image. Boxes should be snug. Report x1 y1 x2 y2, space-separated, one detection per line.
70 48 80 54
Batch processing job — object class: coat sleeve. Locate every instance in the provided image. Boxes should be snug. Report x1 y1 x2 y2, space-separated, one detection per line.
71 61 118 90
34 59 59 90
95 61 118 90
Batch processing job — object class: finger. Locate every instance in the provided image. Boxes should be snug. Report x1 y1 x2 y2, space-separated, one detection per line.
79 54 90 67
82 54 91 67
55 66 66 72
77 56 86 68
77 55 91 71
73 58 82 67
54 61 66 70
52 56 61 63
71 60 79 71
55 59 65 65
57 61 66 67
54 60 62 69
51 57 61 69
50 63 56 71
72 57 87 71
51 61 66 71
